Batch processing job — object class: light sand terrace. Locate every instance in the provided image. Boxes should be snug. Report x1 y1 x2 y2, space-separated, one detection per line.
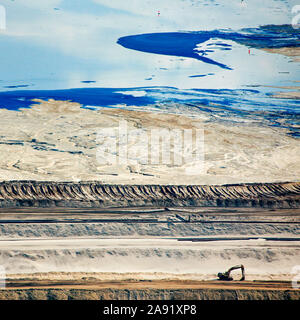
0 99 299 184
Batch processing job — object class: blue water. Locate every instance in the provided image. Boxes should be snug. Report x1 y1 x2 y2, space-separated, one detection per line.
1 86 298 113
117 25 300 70
0 0 299 133
119 32 234 70
0 88 155 110
1 24 299 114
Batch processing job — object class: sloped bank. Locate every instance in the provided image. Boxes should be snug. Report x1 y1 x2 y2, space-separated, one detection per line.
0 287 299 300
0 181 299 208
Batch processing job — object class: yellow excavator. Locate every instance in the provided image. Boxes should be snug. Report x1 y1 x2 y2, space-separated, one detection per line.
217 264 245 281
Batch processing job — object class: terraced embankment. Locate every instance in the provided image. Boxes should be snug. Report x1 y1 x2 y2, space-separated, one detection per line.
0 181 299 208
0 181 299 300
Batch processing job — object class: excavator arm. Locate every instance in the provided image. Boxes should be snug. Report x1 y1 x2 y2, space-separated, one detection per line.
227 264 245 281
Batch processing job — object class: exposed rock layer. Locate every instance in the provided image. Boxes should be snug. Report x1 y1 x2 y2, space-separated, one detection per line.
0 181 299 208
0 287 299 300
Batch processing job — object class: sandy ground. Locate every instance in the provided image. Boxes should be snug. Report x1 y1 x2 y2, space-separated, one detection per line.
1 205 298 300
0 94 299 298
0 199 298 300
0 99 299 184
2 278 299 300
1 237 299 280
4 271 295 284
272 91 300 99
262 84 300 100
3 278 296 291
0 207 298 284
263 46 300 63
1 240 299 286
0 207 299 239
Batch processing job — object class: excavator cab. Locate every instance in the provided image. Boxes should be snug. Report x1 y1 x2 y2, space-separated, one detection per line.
217 264 245 281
